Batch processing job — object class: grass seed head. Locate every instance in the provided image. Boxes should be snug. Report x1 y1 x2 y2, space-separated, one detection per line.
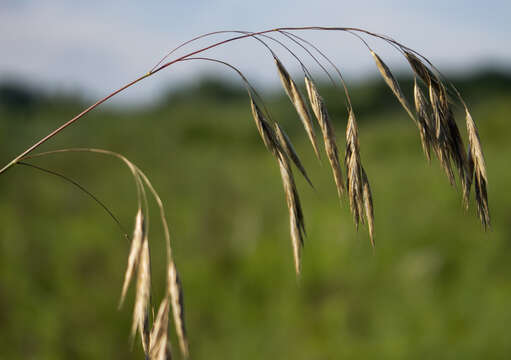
371 50 416 124
149 297 171 360
275 57 321 159
305 75 345 198
276 150 305 275
413 78 434 161
133 237 151 354
249 96 280 157
465 109 490 226
274 123 313 187
120 209 145 308
168 261 189 358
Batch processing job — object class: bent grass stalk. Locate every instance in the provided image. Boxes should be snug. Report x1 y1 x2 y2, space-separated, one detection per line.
0 26 490 359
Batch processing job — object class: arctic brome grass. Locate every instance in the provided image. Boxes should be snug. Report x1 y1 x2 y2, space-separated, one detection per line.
0 27 490 359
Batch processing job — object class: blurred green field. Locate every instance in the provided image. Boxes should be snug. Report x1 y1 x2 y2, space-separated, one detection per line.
0 72 510 359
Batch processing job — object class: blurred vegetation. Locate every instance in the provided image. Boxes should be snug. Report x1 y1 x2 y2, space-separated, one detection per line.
0 69 510 359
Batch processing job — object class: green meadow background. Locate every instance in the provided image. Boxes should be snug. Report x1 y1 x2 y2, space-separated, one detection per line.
0 71 510 359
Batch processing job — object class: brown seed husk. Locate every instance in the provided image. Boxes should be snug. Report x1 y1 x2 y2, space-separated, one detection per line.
168 261 189 358
249 96 280 156
345 108 375 245
120 209 145 308
133 237 151 354
361 166 375 247
371 50 416 124
405 51 470 192
403 51 442 92
305 75 345 198
428 84 456 184
345 109 363 227
149 297 171 360
465 109 490 227
276 150 305 275
274 58 321 158
413 78 433 161
274 123 313 187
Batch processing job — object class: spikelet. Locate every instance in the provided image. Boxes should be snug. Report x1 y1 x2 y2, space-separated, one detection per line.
250 95 307 273
275 149 305 275
405 50 468 188
371 50 416 124
149 297 171 360
274 123 313 187
119 209 145 308
404 51 437 88
249 96 280 156
465 109 490 227
132 237 151 354
304 75 345 198
274 57 321 159
428 81 456 184
168 261 189 358
404 50 488 221
345 109 364 227
413 78 434 161
361 166 375 247
345 108 375 245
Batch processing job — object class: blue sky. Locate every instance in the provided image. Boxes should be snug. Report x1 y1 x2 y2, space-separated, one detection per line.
1 0 509 104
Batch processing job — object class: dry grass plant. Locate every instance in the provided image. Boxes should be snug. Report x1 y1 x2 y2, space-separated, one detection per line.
0 27 490 359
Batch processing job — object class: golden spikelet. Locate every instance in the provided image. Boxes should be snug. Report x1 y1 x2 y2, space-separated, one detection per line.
168 261 189 358
404 50 489 223
413 78 434 161
250 97 306 274
345 109 363 226
428 84 456 184
345 108 375 245
119 209 145 308
371 50 416 123
430 81 468 194
361 167 375 247
249 96 280 156
465 109 490 227
304 75 345 198
405 51 468 192
149 297 171 360
404 51 437 88
274 58 321 159
274 123 313 186
276 149 305 275
133 237 151 354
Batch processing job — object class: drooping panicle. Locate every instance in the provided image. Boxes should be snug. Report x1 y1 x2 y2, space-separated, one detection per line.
304 75 345 199
274 57 321 159
120 208 145 308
